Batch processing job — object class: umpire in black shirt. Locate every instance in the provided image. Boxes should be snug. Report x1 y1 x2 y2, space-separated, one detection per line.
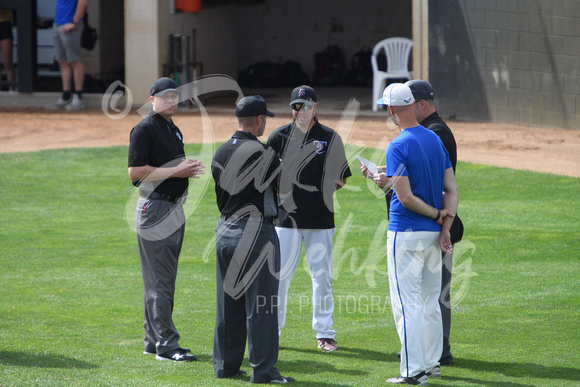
128 77 205 362
211 95 294 383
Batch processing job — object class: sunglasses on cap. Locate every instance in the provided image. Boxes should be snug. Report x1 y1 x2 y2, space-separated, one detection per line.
291 102 314 112
156 92 179 101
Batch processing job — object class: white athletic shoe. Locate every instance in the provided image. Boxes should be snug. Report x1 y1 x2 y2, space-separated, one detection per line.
65 95 85 111
46 97 71 109
426 365 441 379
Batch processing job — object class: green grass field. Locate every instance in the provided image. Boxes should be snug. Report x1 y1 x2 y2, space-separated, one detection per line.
0 144 578 386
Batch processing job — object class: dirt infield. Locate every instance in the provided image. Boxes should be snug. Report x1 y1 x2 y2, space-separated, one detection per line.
1 107 578 178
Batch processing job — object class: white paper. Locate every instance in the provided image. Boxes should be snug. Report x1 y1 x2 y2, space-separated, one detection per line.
357 156 378 177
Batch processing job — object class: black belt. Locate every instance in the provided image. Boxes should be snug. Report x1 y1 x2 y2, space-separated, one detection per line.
143 192 181 204
221 214 276 225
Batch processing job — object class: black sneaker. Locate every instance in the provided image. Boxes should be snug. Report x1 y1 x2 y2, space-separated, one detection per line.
270 376 295 383
439 355 454 366
223 369 247 378
156 348 197 362
386 371 428 385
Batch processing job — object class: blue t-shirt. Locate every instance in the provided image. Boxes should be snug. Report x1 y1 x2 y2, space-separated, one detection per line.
54 0 81 25
386 125 451 232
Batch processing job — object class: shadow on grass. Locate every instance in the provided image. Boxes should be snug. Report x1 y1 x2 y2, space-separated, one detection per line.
444 376 530 386
232 371 354 387
281 345 396 362
0 350 97 369
279 358 367 376
454 358 580 383
231 356 361 386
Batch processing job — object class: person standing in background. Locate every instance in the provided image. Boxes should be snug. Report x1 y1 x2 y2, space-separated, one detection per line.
0 9 15 92
47 0 87 110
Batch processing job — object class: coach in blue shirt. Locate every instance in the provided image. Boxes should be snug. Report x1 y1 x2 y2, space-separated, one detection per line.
377 83 458 386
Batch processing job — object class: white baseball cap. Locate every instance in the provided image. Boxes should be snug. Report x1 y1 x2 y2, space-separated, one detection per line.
376 83 415 106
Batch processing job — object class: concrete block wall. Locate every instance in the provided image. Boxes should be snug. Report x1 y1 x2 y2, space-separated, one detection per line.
429 0 580 130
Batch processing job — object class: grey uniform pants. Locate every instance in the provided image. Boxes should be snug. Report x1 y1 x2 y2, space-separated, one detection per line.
440 251 453 363
136 197 185 355
213 217 282 383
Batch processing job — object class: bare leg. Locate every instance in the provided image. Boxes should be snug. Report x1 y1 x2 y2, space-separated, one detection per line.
70 60 84 92
59 60 73 92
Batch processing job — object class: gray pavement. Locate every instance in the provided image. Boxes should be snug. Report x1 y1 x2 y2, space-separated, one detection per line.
0 85 384 118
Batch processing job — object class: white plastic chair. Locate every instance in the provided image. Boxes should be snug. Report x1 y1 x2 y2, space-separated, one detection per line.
371 37 413 111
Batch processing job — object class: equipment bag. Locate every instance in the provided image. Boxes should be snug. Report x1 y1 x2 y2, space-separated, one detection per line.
81 12 98 51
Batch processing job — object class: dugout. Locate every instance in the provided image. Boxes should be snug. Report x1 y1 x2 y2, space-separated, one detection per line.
1 0 579 130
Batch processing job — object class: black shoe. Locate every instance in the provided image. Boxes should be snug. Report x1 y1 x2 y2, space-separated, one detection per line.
439 356 454 366
156 348 197 362
269 375 295 383
386 371 428 385
144 347 188 355
223 369 247 378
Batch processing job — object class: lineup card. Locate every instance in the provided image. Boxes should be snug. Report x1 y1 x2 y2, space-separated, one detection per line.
357 156 378 177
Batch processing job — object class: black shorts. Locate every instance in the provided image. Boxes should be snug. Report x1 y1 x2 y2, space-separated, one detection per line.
0 21 13 40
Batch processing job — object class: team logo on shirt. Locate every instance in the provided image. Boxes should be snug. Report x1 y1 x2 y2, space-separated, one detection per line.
176 132 182 141
314 140 327 154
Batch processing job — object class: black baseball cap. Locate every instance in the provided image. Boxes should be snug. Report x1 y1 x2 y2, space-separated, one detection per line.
235 95 275 117
150 77 179 96
290 85 317 105
405 80 435 100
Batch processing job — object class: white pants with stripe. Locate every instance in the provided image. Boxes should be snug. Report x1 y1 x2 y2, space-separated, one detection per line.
276 227 336 339
387 230 443 377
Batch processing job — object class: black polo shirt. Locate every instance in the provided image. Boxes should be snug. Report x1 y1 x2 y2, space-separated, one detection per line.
212 131 281 217
128 111 188 197
267 117 352 229
421 112 457 172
